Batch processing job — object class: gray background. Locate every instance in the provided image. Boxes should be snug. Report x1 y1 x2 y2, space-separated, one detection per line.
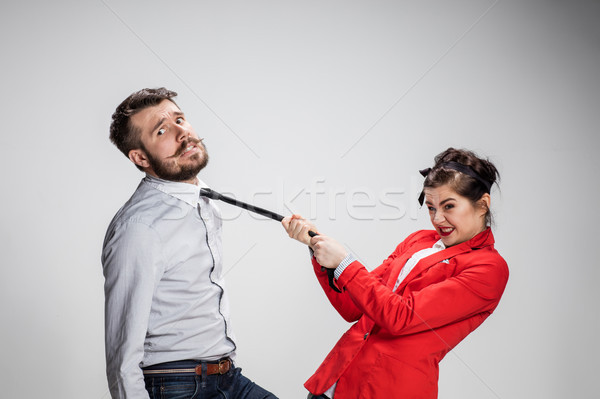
1 0 598 398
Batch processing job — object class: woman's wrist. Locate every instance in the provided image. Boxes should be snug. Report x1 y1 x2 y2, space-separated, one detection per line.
334 253 357 279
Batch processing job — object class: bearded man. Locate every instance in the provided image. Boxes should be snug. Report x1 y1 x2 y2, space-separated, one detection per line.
102 88 277 399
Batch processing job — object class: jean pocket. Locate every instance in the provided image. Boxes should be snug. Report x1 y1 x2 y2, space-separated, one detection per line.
159 376 198 399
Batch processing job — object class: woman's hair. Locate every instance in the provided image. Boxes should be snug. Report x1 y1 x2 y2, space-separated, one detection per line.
423 148 500 226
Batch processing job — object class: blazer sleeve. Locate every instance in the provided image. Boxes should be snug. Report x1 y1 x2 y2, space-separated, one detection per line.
311 230 423 323
336 251 509 336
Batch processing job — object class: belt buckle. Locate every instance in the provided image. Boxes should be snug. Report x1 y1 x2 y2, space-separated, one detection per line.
218 358 229 374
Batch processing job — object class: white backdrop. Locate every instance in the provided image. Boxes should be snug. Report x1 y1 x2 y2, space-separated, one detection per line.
1 1 598 398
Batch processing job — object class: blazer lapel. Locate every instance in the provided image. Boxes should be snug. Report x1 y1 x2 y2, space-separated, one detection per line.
393 241 472 293
386 228 495 293
385 240 433 290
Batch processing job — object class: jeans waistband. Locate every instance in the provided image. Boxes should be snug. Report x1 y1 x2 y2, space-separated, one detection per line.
142 358 232 376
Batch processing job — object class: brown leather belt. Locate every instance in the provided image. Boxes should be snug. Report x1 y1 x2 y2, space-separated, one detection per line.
143 358 232 376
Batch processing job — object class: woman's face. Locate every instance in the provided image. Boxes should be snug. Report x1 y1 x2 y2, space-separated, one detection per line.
424 184 489 247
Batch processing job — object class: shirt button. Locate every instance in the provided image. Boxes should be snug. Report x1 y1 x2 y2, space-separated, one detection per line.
364 333 369 340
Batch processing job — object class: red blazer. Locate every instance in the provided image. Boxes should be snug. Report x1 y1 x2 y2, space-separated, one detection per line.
305 228 509 398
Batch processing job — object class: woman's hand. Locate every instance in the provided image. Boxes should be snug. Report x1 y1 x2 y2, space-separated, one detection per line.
282 215 348 269
310 234 348 269
281 214 317 246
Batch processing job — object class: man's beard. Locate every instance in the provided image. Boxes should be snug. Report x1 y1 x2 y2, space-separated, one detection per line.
142 139 209 182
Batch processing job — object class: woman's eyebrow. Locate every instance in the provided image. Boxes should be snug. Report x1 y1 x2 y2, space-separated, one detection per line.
439 198 456 205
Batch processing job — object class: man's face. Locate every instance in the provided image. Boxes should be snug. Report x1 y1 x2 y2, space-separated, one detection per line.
129 99 208 183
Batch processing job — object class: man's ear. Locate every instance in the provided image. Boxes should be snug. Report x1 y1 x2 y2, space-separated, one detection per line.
128 148 150 169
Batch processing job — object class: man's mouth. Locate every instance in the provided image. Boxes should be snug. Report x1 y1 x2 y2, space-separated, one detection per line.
438 226 455 237
170 138 203 158
181 144 198 157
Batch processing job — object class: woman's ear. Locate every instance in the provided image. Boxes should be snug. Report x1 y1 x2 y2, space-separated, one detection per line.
478 193 491 217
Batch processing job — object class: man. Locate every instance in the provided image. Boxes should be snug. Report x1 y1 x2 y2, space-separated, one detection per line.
102 87 277 399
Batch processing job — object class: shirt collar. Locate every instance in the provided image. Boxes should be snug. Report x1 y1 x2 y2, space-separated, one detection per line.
433 239 446 250
143 174 209 207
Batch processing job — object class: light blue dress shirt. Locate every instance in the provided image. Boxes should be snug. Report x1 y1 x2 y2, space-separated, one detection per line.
102 175 236 398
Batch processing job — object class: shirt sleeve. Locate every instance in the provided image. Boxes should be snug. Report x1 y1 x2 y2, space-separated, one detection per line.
102 221 166 399
334 253 358 280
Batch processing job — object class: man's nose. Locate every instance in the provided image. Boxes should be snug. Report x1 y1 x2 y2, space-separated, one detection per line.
175 125 189 141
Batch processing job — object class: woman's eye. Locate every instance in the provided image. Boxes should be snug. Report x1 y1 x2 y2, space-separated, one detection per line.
444 204 454 210
428 207 435 212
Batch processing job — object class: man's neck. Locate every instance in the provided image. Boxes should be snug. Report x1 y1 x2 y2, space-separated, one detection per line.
145 172 199 186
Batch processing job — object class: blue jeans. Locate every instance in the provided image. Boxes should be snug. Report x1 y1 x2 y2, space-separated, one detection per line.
144 360 277 399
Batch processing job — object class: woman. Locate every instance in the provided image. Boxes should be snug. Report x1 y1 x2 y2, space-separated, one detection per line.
282 148 509 398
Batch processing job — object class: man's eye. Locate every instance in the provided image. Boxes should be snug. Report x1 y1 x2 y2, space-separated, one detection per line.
428 207 435 212
157 128 166 136
176 117 183 124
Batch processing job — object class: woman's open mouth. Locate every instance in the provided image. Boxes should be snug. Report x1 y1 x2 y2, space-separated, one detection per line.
438 226 455 237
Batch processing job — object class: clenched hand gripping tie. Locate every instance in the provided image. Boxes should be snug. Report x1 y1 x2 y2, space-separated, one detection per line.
200 188 341 292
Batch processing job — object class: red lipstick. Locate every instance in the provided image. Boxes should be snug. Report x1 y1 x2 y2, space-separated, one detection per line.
438 227 454 237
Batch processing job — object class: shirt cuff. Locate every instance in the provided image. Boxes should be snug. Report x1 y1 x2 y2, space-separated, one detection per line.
334 253 357 280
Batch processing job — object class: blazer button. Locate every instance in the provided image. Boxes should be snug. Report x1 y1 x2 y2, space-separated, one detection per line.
364 333 369 340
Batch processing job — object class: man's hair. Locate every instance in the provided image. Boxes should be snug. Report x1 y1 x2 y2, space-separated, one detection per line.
109 88 178 163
